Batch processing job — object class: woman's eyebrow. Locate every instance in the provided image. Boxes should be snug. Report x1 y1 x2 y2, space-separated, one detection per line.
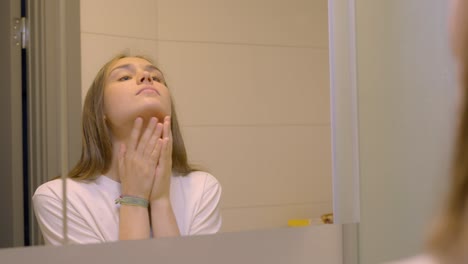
109 64 161 76
144 65 160 72
109 64 135 76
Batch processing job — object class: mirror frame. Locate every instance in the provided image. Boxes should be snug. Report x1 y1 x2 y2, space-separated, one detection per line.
328 0 360 224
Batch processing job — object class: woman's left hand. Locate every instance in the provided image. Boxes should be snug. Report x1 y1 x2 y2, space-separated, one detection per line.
149 116 173 202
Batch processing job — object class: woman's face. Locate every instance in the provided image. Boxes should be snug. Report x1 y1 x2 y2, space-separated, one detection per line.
103 57 172 132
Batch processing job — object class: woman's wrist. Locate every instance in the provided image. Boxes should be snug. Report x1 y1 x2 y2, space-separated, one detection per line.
150 196 171 209
116 195 149 208
121 186 150 199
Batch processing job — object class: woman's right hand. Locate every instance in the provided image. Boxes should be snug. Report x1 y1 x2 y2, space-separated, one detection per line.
118 117 164 199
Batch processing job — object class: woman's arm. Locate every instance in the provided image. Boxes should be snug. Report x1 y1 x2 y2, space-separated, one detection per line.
118 205 151 240
118 117 162 240
149 116 180 237
150 198 180 237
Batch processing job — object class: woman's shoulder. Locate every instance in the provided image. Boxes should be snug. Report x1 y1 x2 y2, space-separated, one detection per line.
33 178 92 199
175 171 221 192
34 178 65 197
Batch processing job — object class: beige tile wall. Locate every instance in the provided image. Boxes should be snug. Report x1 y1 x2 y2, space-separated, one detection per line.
80 0 331 232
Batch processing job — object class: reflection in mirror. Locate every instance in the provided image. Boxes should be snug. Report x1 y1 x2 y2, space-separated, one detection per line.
83 0 332 235
2 0 333 248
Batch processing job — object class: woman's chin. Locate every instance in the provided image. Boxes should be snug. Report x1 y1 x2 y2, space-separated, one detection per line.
106 105 171 128
133 107 170 123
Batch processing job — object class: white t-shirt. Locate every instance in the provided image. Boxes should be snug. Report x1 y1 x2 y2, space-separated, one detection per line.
32 171 222 245
385 255 438 264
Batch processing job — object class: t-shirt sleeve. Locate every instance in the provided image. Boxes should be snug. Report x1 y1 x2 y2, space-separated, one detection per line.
33 192 103 245
189 173 222 235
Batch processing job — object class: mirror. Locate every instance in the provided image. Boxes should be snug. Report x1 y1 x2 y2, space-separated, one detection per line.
0 0 337 249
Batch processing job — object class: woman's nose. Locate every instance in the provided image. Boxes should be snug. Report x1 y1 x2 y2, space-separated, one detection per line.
138 71 153 84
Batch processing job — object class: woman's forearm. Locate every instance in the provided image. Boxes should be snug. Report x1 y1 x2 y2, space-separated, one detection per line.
150 198 180 238
119 205 151 240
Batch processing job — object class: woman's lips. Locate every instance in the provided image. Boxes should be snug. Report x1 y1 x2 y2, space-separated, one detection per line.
136 86 160 95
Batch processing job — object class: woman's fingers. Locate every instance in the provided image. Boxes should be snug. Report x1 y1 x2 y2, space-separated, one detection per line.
152 116 171 164
162 116 171 139
127 117 143 154
160 137 171 164
148 117 173 202
151 138 164 164
145 123 163 160
136 117 158 154
159 117 172 170
155 121 164 139
163 116 173 157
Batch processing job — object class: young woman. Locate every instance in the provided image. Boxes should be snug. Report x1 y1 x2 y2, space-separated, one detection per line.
33 55 222 245
390 0 468 263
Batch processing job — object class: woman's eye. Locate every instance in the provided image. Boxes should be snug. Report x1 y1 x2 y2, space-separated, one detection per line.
152 76 161 82
118 76 131 81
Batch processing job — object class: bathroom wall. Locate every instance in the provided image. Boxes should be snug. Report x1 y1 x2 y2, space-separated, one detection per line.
80 0 332 232
354 0 457 263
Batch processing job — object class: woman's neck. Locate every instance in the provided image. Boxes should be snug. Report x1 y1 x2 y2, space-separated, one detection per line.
104 138 127 182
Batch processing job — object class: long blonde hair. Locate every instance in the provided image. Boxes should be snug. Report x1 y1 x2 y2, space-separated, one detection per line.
68 54 197 180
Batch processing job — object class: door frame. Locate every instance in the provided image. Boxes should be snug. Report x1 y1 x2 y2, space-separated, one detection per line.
26 0 82 246
0 0 82 248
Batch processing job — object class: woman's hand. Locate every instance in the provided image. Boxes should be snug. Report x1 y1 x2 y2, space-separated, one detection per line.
148 116 180 237
149 116 173 202
118 117 164 199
